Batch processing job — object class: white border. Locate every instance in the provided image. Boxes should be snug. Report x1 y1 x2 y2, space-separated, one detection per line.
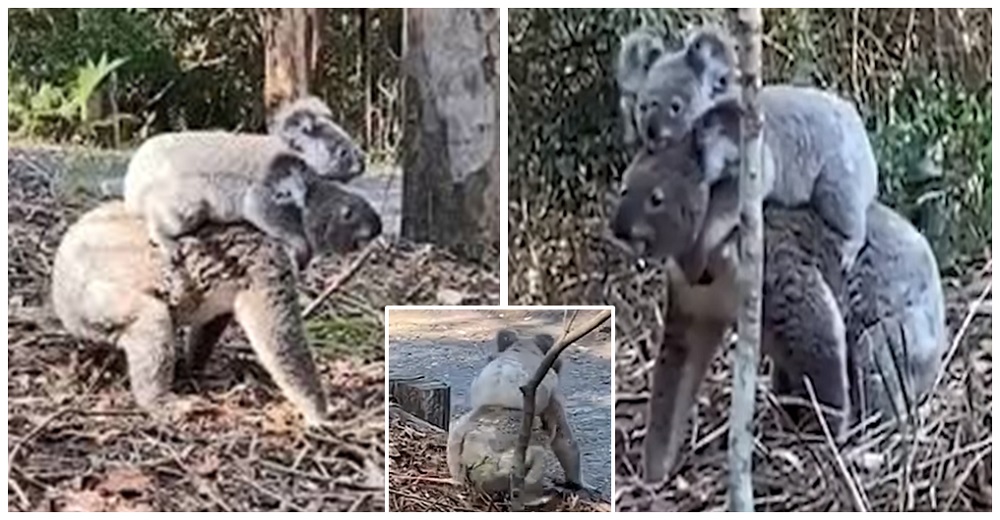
384 304 617 512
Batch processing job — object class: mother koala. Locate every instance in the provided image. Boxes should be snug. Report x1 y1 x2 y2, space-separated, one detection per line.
51 178 382 427
610 100 947 482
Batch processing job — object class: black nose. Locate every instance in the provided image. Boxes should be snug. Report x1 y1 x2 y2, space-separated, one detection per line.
610 210 632 242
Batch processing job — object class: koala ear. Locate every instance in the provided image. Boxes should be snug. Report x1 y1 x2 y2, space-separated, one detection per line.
691 98 743 183
684 27 737 87
496 329 518 352
534 333 556 353
616 29 666 87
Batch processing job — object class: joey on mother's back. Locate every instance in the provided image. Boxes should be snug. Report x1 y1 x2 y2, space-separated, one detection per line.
616 26 879 271
51 178 383 427
611 122 946 480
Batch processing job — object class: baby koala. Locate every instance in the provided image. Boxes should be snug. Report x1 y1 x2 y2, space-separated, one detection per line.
124 136 315 269
448 330 582 504
617 26 879 271
270 96 367 181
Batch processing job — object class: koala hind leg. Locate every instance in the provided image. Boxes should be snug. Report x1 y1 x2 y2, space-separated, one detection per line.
811 162 873 272
764 264 850 437
233 261 328 426
540 392 582 486
118 296 177 412
182 313 233 379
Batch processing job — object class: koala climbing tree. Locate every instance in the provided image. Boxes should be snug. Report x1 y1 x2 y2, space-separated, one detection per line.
728 7 764 512
510 309 612 511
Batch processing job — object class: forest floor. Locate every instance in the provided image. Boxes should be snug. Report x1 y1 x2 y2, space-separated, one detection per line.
386 308 614 511
6 144 499 511
613 255 992 512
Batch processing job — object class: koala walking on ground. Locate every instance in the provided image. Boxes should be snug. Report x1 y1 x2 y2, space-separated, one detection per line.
123 96 365 269
447 330 582 504
616 26 879 271
611 130 946 480
51 180 382 426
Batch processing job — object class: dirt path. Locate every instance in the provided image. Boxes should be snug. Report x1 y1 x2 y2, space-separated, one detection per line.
387 309 613 500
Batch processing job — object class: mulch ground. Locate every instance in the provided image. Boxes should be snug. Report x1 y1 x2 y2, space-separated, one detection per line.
387 408 612 512
612 256 992 512
6 145 500 511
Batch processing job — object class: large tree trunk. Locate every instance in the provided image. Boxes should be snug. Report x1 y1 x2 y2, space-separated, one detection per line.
727 7 764 512
401 8 501 263
260 8 324 117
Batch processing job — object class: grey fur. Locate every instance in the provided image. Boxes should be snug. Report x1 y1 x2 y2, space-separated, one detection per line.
51 182 381 426
619 26 878 270
270 95 366 181
448 330 582 494
611 142 946 456
123 131 315 269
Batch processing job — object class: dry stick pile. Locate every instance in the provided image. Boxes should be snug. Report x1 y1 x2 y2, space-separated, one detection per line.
387 409 611 512
6 147 500 511
611 248 992 511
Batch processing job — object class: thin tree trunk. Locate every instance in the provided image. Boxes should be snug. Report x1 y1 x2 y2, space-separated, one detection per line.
261 8 323 118
727 7 764 513
401 8 501 262
360 8 372 149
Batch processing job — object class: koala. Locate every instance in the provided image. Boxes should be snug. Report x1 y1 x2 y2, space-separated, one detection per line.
124 136 314 268
610 135 946 479
615 28 667 146
448 330 582 502
50 182 382 426
617 26 879 271
270 95 366 181
447 405 565 506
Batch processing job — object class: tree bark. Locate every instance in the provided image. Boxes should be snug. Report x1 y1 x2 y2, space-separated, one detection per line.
401 8 501 263
727 7 764 513
260 8 324 118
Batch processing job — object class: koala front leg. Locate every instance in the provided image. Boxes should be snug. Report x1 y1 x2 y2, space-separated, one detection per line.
644 320 721 482
117 296 177 412
232 263 328 426
540 392 582 487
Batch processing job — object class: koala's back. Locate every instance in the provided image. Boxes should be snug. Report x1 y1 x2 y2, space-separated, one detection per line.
760 85 877 207
470 346 558 412
456 406 563 487
51 202 162 342
124 131 291 216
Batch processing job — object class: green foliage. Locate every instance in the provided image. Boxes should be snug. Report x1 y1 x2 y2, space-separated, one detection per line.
8 8 403 157
306 315 383 362
873 75 992 269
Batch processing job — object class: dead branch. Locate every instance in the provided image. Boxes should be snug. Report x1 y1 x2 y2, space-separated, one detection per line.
509 308 612 511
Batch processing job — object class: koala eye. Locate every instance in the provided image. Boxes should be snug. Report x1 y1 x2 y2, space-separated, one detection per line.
669 99 684 115
620 186 628 197
650 187 665 208
340 205 354 221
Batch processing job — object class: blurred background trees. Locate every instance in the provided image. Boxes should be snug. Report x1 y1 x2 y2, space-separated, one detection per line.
9 7 501 264
508 8 991 302
8 8 405 163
